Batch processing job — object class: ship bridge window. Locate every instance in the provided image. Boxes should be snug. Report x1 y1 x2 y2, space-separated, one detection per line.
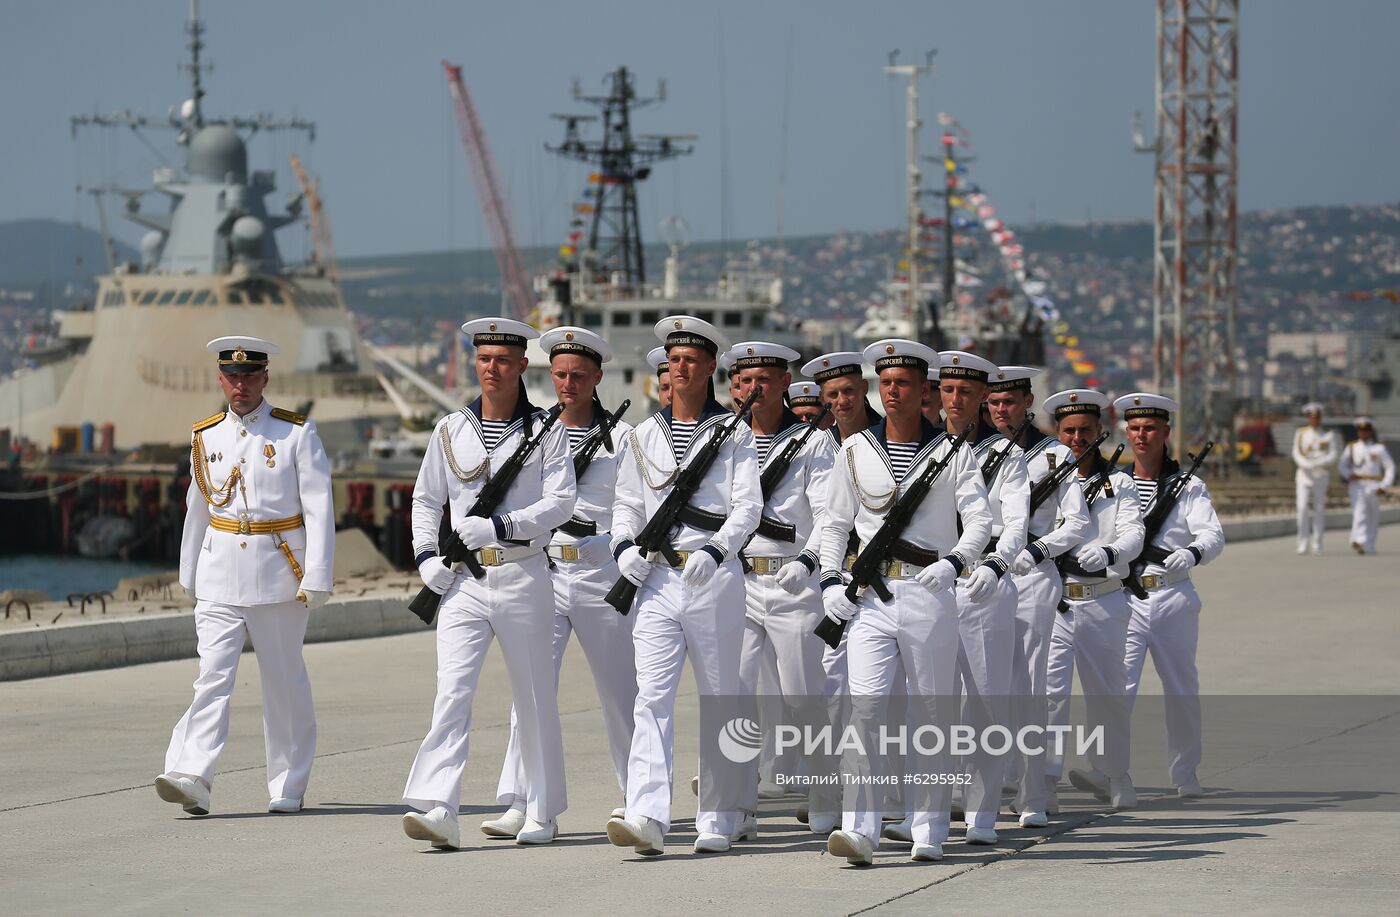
247 290 264 304
175 290 192 305
227 290 243 304
157 290 176 305
640 309 660 325
722 311 743 327
696 310 715 323
582 312 603 328
268 290 285 305
192 290 211 305
613 311 633 327
140 290 158 305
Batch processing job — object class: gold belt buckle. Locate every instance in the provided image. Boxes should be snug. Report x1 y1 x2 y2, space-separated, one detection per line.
1141 574 1162 590
883 560 907 579
1067 583 1091 601
238 513 251 536
752 557 776 574
674 550 691 567
479 547 503 566
559 545 580 562
843 555 857 572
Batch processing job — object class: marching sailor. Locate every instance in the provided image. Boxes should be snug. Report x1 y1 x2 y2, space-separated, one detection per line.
788 380 827 426
157 336 334 817
1292 402 1339 555
402 318 575 850
605 316 763 856
984 366 1089 823
821 340 993 865
1041 390 1144 811
488 327 637 835
648 345 673 409
1338 417 1394 554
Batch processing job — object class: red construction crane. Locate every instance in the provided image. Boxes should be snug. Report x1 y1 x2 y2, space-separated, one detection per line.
442 60 534 322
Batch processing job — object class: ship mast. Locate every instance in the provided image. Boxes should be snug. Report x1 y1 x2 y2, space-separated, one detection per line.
883 51 935 346
181 0 207 133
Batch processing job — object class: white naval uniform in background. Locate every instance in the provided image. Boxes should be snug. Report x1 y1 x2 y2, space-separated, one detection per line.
953 425 1029 831
1338 439 1395 553
1123 464 1225 790
403 399 575 822
737 409 837 819
611 400 762 838
1045 464 1144 782
819 419 992 849
497 414 638 810
1293 425 1339 553
169 401 334 802
1009 432 1089 815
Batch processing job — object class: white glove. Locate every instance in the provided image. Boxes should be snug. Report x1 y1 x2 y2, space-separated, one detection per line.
617 545 653 587
914 559 957 596
775 559 812 595
300 589 331 609
822 584 859 623
1074 545 1109 573
1162 547 1196 573
418 556 456 595
964 564 999 603
574 533 613 568
683 549 718 586
456 515 497 550
1011 549 1039 576
181 583 196 603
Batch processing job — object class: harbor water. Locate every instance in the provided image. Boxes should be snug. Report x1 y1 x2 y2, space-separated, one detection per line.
0 554 170 598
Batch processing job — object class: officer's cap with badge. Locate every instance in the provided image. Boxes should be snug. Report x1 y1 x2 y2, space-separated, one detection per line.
656 314 732 359
1300 401 1324 417
937 350 1000 383
861 338 939 376
788 381 821 408
646 346 670 377
1044 388 1110 421
988 365 1041 394
801 351 864 386
208 335 280 374
1355 415 1375 431
722 341 801 376
461 317 539 350
539 325 612 365
1113 392 1177 421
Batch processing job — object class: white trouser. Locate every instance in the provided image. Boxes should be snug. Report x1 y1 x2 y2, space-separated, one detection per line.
1296 473 1328 551
1008 561 1059 812
737 570 837 817
842 579 960 847
497 554 636 809
164 599 316 801
953 574 1018 828
1349 483 1382 552
1044 588 1133 780
1123 580 1202 788
625 559 746 836
403 554 567 821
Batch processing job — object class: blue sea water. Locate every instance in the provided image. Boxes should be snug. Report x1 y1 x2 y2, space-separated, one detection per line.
0 554 171 598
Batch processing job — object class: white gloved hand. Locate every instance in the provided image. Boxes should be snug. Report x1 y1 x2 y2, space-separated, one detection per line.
964 564 999 603
418 556 456 595
574 533 613 568
914 559 957 596
617 546 654 587
683 549 718 586
1011 549 1039 576
1162 547 1196 573
456 515 497 550
822 584 859 623
1074 545 1109 573
775 559 812 595
181 583 196 603
300 590 330 609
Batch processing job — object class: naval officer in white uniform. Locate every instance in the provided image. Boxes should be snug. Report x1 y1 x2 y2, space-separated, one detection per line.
401 318 575 850
1338 417 1395 554
1292 402 1339 554
157 336 334 817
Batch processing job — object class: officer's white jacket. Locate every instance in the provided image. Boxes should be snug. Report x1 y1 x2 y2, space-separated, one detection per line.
969 423 1030 577
1068 467 1144 583
1293 426 1339 482
819 418 992 579
554 415 635 545
1134 461 1225 574
746 408 837 565
412 398 576 557
611 400 763 559
1338 440 1396 494
1019 430 1090 564
180 401 335 605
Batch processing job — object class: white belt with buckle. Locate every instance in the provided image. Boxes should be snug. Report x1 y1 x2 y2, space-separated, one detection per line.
546 545 584 562
1064 578 1123 601
878 557 936 580
645 549 693 568
471 545 541 567
1139 569 1191 591
747 554 800 575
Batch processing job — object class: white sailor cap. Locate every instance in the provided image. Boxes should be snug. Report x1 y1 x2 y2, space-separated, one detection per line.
207 335 279 372
646 346 670 376
862 338 939 375
988 365 1042 393
1113 392 1177 420
1044 388 1109 419
539 326 612 364
723 341 800 375
788 381 821 406
1355 416 1375 429
937 350 999 383
801 351 864 385
461 317 538 349
655 314 731 357
1300 402 1324 416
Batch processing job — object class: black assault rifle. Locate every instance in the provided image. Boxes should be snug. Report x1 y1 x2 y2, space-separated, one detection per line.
753 403 832 543
979 416 1032 486
605 387 763 615
1028 431 1110 514
1121 441 1214 600
407 403 564 625
1055 442 1125 612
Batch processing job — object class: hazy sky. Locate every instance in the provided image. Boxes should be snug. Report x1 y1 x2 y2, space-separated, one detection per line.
3 0 1398 258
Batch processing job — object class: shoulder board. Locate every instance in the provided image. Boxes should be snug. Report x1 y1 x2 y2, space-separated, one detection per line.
271 407 306 426
193 411 226 433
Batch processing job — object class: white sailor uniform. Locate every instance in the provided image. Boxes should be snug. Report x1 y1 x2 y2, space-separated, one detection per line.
1293 419 1339 553
1338 434 1394 553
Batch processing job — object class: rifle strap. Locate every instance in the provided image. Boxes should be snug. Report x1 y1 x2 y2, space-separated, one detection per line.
557 517 598 538
677 505 725 532
755 516 797 542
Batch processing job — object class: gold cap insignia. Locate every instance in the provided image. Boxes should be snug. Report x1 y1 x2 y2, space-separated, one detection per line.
952 355 961 365
232 347 248 363
884 344 895 354
564 331 575 341
997 371 1005 380
822 359 830 367
746 346 754 356
488 322 497 331
1069 393 1079 402
673 320 683 330
1134 396 1142 405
